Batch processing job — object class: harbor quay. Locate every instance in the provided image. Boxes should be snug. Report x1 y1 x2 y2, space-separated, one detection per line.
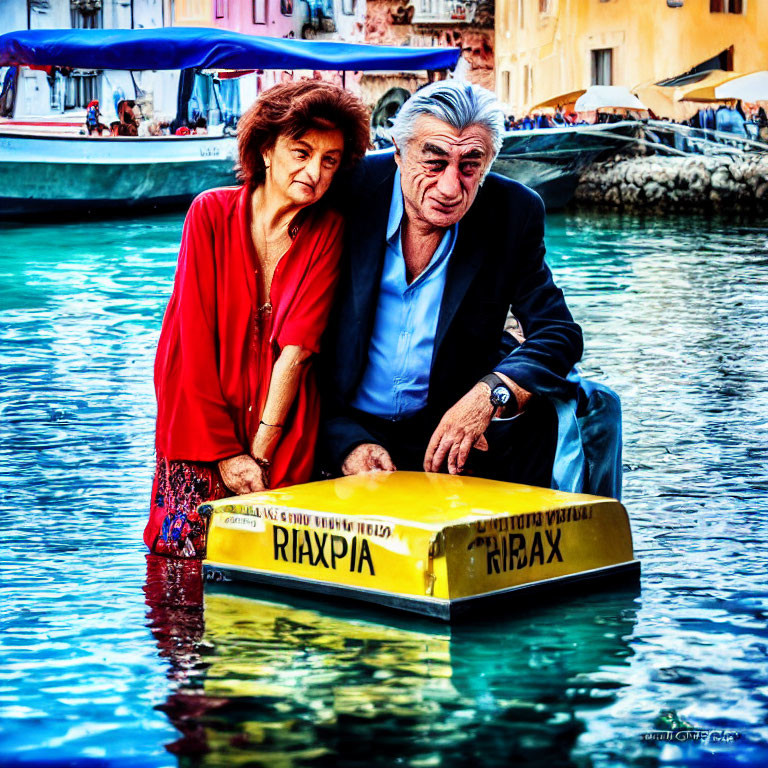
575 151 768 213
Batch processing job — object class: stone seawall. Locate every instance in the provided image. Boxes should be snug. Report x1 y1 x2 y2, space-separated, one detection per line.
575 153 768 212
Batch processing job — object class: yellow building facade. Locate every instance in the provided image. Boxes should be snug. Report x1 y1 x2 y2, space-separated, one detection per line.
495 0 768 115
169 0 212 26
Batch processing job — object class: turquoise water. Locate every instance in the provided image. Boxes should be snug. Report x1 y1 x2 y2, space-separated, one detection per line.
1 210 767 767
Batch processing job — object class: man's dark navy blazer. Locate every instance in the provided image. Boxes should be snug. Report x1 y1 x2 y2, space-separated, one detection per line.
320 150 584 470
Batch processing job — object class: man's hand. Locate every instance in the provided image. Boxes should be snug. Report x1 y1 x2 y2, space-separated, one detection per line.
342 443 396 475
424 383 494 475
218 454 268 495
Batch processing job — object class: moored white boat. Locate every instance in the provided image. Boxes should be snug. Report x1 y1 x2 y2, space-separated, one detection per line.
0 26 460 218
492 121 641 209
0 130 238 216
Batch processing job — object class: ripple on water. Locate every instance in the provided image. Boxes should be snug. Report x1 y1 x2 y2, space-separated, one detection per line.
1 210 767 767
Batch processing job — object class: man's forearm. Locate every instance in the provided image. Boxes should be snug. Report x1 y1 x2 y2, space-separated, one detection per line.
493 331 582 401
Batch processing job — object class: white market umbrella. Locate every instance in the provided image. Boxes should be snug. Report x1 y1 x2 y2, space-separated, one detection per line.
575 85 647 111
715 71 768 102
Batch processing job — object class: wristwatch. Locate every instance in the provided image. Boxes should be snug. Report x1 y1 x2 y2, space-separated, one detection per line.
479 373 517 415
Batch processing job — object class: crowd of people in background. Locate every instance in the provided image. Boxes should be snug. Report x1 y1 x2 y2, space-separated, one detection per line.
504 102 768 142
686 102 768 141
84 85 768 146
504 109 644 131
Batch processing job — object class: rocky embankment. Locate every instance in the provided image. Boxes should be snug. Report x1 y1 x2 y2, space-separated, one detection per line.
575 153 768 212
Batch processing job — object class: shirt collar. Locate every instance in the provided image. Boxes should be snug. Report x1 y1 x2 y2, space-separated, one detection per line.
386 167 404 244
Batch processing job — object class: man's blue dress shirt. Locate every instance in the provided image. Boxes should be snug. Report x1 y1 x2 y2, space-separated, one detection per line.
351 169 458 419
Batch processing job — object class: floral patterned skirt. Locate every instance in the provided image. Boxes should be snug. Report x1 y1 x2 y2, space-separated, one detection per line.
144 456 231 559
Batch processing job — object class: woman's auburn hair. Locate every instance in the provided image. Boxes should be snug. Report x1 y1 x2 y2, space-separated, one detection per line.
237 80 371 187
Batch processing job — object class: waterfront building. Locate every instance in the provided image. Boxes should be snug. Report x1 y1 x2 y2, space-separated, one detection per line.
495 0 768 116
171 0 366 98
365 0 494 92
1 0 166 33
172 0 365 43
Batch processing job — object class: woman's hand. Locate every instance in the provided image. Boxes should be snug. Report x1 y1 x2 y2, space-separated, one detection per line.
218 454 268 495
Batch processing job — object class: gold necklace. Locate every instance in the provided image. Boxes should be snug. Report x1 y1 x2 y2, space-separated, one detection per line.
250 191 304 316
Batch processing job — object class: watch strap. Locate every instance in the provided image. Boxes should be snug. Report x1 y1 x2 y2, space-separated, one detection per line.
480 373 506 392
479 373 518 415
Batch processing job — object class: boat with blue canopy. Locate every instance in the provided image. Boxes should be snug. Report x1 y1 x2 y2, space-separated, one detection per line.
0 26 642 216
0 27 459 217
0 26 460 72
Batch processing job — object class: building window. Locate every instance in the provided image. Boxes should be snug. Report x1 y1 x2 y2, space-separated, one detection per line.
281 0 293 15
173 0 210 24
214 0 225 19
539 0 550 13
252 0 266 23
710 0 744 12
517 0 524 27
64 70 98 109
70 0 103 29
522 64 532 105
591 48 613 85
342 0 355 14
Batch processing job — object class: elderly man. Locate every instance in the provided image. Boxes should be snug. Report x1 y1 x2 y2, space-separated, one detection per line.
321 81 587 489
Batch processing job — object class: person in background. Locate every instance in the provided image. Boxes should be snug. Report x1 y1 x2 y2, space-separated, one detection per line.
85 99 106 135
756 107 768 143
145 81 370 558
715 103 747 137
193 116 208 135
112 99 139 136
139 120 164 137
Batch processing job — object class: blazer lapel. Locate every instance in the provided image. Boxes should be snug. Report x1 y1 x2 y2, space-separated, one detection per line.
432 202 488 363
349 168 395 326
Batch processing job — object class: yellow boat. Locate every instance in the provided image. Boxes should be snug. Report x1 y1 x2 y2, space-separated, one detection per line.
201 471 639 620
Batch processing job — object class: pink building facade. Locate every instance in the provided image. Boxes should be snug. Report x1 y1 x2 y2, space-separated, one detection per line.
210 0 296 40
175 0 366 43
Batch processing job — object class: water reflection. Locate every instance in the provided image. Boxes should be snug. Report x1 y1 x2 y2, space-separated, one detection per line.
144 556 208 759
3 210 768 765
145 557 639 767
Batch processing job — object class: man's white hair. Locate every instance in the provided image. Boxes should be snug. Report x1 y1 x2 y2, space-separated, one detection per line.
390 80 505 164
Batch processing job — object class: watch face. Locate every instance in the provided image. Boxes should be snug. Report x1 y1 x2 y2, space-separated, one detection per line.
491 385 511 406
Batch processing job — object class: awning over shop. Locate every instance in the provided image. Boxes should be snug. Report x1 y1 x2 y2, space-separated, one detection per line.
632 70 743 119
684 70 768 103
530 89 586 111
678 69 744 102
0 27 461 72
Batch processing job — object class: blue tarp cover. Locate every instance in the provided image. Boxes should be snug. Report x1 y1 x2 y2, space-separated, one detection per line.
0 27 460 72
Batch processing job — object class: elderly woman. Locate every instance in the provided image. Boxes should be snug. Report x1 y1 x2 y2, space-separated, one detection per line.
144 81 369 558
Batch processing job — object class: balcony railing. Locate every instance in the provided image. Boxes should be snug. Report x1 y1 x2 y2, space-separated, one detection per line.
411 0 473 24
